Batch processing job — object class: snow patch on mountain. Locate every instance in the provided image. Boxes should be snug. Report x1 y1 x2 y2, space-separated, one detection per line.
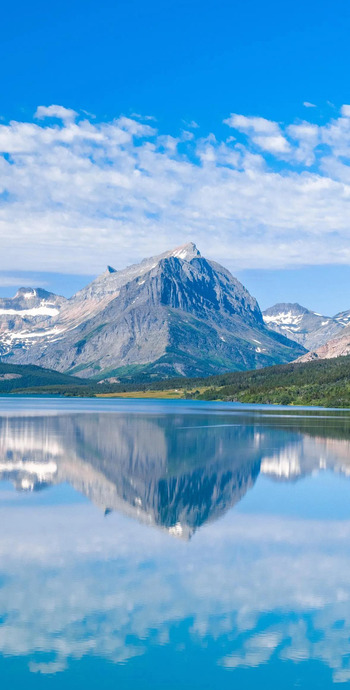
263 303 344 351
334 310 350 327
264 311 303 327
0 306 59 317
0 243 304 377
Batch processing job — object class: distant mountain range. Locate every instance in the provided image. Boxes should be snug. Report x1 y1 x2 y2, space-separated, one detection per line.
1 245 349 378
262 303 344 349
262 302 350 364
0 243 305 380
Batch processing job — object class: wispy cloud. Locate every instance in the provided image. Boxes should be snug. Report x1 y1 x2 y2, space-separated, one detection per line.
224 113 291 153
0 275 47 288
182 119 199 129
1 105 350 274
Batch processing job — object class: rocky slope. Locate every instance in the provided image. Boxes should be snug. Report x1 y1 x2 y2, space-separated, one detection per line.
0 243 304 379
297 324 350 363
263 302 343 350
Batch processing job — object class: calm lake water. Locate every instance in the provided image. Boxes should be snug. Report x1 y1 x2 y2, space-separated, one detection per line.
2 398 350 688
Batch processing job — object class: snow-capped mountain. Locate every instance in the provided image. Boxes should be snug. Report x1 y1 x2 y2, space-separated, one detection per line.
0 243 304 379
334 309 350 327
0 288 67 356
263 302 343 351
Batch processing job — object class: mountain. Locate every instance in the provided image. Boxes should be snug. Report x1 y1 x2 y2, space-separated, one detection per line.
333 309 350 327
0 288 67 356
263 302 343 350
0 243 305 379
263 302 350 368
297 325 350 363
0 287 65 314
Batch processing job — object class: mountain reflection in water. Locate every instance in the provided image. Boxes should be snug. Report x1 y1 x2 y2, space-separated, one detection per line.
1 403 350 537
2 400 350 689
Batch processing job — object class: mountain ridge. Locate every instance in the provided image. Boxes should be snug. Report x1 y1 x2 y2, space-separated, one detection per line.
263 302 343 350
0 243 304 379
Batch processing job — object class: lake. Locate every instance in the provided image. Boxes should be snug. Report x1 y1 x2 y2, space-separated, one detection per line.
1 397 350 688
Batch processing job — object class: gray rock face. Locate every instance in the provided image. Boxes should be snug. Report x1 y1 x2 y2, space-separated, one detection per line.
263 302 343 351
1 244 304 379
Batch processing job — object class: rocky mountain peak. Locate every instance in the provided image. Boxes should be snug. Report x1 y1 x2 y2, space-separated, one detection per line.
15 287 38 299
99 265 117 279
166 242 201 261
1 245 304 377
263 302 343 350
13 287 62 302
74 243 202 304
264 302 309 316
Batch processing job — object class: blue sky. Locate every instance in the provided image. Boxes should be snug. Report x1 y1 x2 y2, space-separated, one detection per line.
1 0 350 313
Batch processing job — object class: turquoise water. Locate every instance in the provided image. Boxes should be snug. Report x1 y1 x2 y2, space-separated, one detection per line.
1 398 350 687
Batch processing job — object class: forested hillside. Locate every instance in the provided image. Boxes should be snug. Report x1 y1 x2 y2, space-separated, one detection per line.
2 356 350 408
98 355 350 407
0 363 90 394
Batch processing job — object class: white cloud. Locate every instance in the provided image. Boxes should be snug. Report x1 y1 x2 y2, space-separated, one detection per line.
224 114 291 154
224 114 281 135
0 106 350 274
340 104 350 117
34 105 78 123
252 134 291 153
303 101 316 108
287 122 319 165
